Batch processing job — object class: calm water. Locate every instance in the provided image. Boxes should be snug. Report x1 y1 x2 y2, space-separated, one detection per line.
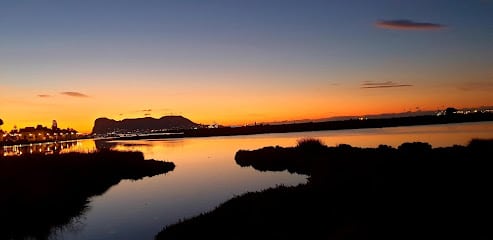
44 122 493 240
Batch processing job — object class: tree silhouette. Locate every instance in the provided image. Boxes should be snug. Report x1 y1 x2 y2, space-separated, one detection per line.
0 118 3 126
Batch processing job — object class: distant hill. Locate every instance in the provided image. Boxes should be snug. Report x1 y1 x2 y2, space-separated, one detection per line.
263 111 437 125
92 116 199 134
263 107 493 125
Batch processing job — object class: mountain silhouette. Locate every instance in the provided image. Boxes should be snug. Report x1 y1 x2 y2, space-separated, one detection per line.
92 116 199 134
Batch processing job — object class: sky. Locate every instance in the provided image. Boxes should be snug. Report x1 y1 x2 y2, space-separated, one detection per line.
0 0 492 133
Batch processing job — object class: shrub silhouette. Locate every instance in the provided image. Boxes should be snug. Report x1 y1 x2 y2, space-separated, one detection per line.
397 141 432 152
158 138 493 240
296 138 325 150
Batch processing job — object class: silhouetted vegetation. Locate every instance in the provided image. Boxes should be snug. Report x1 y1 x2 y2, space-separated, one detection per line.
296 137 325 149
156 138 493 240
0 150 175 240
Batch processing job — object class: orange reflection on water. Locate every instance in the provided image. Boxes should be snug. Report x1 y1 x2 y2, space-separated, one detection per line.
315 121 493 148
1 140 96 156
59 140 97 154
4 122 491 157
92 122 493 198
51 121 493 240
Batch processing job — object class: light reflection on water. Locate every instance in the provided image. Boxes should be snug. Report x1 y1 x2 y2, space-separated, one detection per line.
43 121 493 240
1 140 96 156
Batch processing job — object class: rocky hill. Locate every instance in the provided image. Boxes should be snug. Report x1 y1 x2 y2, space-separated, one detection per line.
92 116 199 134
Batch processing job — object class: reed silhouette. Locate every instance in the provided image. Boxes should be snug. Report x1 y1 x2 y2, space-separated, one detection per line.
0 150 175 240
156 138 493 240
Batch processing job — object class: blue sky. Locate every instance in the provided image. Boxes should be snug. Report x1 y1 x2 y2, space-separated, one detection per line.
0 0 492 132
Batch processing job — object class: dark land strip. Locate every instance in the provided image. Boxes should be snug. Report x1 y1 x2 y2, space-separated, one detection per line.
0 150 175 240
118 113 493 141
156 138 493 240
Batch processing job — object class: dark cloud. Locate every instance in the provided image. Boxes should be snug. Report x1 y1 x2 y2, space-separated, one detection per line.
144 113 151 116
60 91 89 98
141 109 152 112
375 19 445 30
37 94 52 98
361 81 413 89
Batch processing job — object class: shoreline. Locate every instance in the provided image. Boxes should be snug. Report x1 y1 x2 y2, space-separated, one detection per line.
98 114 493 141
2 114 492 146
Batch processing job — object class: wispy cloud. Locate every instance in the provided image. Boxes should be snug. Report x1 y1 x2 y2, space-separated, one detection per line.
361 81 413 89
457 81 493 91
375 19 445 30
37 94 52 98
60 91 89 98
117 108 172 118
142 109 152 117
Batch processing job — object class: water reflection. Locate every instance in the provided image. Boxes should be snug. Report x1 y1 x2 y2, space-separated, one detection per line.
95 139 117 150
5 139 100 157
0 150 174 240
52 122 493 240
10 121 486 158
1 141 82 156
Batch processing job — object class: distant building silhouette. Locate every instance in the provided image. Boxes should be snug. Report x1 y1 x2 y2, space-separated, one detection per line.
52 120 58 131
445 107 458 115
1 122 79 145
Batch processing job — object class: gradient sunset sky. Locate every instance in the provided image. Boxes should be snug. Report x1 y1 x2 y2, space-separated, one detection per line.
1 0 492 133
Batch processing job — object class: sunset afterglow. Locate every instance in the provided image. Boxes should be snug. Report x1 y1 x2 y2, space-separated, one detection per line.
1 1 491 133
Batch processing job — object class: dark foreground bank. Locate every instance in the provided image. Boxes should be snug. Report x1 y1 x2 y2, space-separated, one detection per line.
156 138 493 240
0 150 175 240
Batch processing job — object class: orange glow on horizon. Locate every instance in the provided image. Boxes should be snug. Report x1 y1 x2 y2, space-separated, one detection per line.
1 72 491 134
1 98 490 134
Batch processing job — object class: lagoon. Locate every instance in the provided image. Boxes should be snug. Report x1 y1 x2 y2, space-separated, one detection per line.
38 121 493 239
